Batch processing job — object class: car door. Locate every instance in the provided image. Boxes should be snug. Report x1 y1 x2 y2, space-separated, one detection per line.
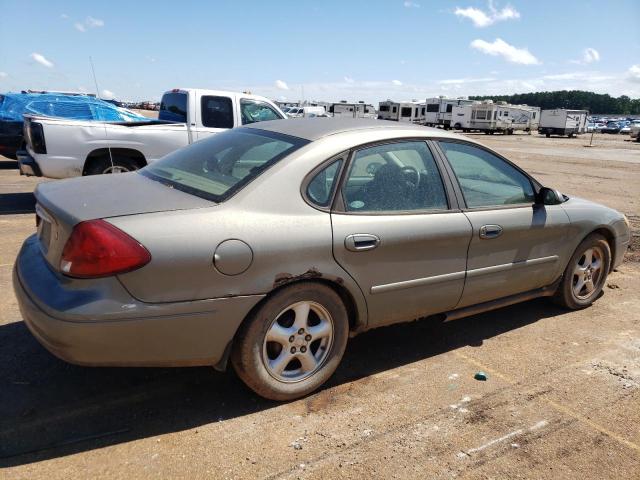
435 140 571 308
195 93 235 140
330 140 473 328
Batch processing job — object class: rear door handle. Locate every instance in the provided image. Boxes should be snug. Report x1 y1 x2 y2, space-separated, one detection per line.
345 234 380 252
479 224 503 239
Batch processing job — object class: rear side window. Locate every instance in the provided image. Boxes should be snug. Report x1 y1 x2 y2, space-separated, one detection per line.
439 142 534 208
201 96 234 128
306 160 342 208
342 141 448 213
159 93 188 122
240 100 282 125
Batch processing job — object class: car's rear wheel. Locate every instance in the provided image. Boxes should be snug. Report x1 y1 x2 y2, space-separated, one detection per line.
85 155 140 175
553 234 611 309
231 283 349 401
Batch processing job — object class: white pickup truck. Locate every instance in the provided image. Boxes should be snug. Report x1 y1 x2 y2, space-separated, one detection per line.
18 88 286 178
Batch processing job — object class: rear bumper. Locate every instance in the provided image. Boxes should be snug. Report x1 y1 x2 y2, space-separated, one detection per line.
16 150 42 176
13 235 264 367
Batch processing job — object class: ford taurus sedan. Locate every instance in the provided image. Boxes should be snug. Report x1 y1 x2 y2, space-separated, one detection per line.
14 119 630 400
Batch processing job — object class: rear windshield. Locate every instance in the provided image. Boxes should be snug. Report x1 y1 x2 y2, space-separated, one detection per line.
141 128 308 202
159 92 188 122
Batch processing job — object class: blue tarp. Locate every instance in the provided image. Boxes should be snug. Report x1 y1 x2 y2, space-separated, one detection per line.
0 93 149 123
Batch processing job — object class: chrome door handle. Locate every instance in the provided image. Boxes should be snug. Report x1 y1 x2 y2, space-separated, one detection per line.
479 224 503 239
345 234 380 252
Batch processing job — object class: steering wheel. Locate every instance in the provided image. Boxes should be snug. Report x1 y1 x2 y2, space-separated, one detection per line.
400 165 420 187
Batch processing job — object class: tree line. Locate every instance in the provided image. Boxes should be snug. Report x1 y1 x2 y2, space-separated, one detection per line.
469 90 640 115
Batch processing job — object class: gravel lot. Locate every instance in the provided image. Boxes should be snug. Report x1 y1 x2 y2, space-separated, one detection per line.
1 131 639 479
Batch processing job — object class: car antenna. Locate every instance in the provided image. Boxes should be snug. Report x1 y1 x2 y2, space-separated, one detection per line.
90 56 115 172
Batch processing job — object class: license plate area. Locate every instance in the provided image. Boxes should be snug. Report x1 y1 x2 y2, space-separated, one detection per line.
35 204 54 254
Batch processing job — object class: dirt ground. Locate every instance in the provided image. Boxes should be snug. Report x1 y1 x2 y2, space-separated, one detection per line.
1 132 639 479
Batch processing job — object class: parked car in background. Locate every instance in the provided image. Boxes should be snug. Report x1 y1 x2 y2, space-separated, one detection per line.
287 106 326 118
586 122 605 133
630 122 640 142
14 119 630 401
600 121 622 134
18 88 285 178
0 92 147 160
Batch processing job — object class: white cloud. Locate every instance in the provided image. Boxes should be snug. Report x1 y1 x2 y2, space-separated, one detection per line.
0 72 8 79
470 38 540 65
101 89 115 99
344 76 355 83
275 79 289 90
86 16 104 28
30 53 54 68
628 65 640 83
439 77 496 85
392 79 403 86
74 16 105 32
571 47 600 65
403 1 420 8
454 1 520 27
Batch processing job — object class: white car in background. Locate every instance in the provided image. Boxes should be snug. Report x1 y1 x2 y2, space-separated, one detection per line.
18 88 285 179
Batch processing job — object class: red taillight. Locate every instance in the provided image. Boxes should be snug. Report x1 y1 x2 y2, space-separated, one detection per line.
60 220 151 278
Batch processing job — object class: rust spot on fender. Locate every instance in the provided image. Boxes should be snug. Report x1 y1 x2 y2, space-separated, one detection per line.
273 268 323 288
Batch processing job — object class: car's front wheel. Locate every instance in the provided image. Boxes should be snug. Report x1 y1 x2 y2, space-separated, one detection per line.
553 233 611 309
231 283 349 401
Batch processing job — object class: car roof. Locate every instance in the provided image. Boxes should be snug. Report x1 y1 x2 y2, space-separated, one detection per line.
244 118 462 141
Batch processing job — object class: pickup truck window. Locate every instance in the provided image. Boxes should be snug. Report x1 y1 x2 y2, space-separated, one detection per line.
141 129 308 202
201 96 234 129
159 93 188 122
240 100 283 125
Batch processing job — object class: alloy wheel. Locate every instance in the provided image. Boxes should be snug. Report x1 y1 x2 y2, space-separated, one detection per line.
572 246 604 300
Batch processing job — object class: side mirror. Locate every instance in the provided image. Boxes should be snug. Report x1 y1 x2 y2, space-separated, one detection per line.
537 187 565 205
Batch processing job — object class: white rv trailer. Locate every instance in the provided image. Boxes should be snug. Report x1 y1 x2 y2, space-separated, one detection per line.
538 109 588 137
378 100 400 121
424 97 476 128
330 101 376 119
464 101 516 134
397 101 424 124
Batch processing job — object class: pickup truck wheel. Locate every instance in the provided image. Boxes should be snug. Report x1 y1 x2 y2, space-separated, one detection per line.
85 155 140 175
231 282 349 401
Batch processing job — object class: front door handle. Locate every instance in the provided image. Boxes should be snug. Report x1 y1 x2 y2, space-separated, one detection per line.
345 234 380 252
479 224 503 239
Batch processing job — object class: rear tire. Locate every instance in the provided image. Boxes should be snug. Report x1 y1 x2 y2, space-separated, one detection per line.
231 283 349 401
553 234 611 310
84 155 141 175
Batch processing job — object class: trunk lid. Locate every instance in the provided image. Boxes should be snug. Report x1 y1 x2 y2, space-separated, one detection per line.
34 171 214 270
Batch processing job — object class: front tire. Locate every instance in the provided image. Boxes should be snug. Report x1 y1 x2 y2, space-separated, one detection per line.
553 234 611 309
231 283 349 401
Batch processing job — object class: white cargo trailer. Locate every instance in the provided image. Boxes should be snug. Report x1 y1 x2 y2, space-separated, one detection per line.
538 109 588 137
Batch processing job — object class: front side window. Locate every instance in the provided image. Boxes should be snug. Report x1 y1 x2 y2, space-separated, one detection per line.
201 96 234 128
342 141 448 213
142 129 308 202
439 142 534 208
240 100 282 125
306 160 342 207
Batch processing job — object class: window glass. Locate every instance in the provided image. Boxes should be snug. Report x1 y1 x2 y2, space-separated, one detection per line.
401 107 412 117
159 92 188 122
142 129 307 202
392 106 397 113
446 104 453 113
201 96 234 128
342 142 448 212
240 100 282 125
307 160 342 207
439 142 534 208
427 104 439 113
379 105 390 112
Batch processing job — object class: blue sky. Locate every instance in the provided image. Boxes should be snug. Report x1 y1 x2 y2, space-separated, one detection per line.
0 0 639 102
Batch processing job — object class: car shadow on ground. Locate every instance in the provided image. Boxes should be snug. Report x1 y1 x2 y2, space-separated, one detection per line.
0 193 35 215
0 298 566 467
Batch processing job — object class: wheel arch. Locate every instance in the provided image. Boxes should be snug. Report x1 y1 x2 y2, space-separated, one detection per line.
588 227 617 272
214 277 365 372
83 148 147 175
